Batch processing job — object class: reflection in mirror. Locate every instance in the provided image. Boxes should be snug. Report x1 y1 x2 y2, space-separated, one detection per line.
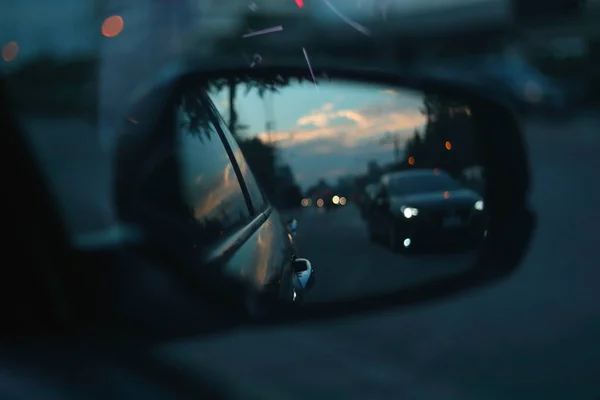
209 78 487 304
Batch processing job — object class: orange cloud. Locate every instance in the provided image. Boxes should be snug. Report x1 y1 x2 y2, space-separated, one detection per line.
257 100 425 150
297 109 368 128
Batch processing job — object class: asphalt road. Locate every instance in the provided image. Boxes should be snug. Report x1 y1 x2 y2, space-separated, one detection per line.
294 205 477 303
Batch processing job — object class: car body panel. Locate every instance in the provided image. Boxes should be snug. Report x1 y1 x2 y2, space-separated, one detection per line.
220 207 295 297
201 94 295 300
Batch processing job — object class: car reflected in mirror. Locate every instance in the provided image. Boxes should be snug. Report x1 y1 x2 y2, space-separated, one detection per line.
366 169 487 253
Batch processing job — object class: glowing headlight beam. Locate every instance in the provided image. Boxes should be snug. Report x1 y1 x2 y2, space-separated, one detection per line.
401 206 419 219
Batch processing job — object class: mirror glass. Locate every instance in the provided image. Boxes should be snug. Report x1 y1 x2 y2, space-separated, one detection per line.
120 74 487 309
207 77 488 304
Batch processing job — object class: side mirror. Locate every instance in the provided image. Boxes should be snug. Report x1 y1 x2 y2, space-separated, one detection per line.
116 65 534 335
292 258 315 292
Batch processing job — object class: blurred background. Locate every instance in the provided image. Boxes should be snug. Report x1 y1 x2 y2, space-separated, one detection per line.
2 1 600 398
2 0 600 127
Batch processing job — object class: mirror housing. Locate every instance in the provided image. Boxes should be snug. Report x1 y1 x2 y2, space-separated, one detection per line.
116 65 535 333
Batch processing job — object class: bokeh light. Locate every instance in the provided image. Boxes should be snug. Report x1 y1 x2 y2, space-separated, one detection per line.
102 15 124 38
2 41 19 62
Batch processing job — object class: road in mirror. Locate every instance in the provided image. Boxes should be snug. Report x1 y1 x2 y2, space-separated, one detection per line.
209 78 487 303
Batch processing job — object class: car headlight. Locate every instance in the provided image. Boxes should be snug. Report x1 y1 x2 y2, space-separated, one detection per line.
474 200 484 211
400 206 419 219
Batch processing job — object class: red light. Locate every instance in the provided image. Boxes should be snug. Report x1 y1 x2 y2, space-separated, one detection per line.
295 0 304 8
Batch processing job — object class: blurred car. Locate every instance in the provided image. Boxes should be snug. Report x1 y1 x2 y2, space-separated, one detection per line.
366 169 487 252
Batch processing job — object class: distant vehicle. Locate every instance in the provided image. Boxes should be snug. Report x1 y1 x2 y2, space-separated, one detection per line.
366 169 487 252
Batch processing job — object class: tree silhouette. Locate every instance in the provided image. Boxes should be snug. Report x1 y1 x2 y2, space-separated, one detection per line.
208 74 306 137
237 136 278 201
280 184 303 210
396 94 480 177
205 72 307 208
403 129 422 164
178 87 215 140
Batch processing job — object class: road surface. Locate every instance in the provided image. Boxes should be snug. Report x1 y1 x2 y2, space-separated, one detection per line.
293 205 477 303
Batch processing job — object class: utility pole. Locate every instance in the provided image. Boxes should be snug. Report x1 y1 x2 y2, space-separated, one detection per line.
380 132 402 163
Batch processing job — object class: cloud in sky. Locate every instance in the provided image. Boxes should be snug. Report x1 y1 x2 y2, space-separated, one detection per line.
211 81 427 189
255 95 426 150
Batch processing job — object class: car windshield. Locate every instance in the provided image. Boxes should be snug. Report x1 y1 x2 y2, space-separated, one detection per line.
388 173 461 196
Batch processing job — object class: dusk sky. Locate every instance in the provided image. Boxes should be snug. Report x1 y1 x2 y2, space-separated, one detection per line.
2 0 500 190
210 81 427 190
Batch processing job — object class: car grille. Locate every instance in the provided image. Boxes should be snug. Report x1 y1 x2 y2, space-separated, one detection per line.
428 206 473 225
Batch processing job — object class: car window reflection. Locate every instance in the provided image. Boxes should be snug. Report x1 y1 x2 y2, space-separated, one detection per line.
175 96 251 245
